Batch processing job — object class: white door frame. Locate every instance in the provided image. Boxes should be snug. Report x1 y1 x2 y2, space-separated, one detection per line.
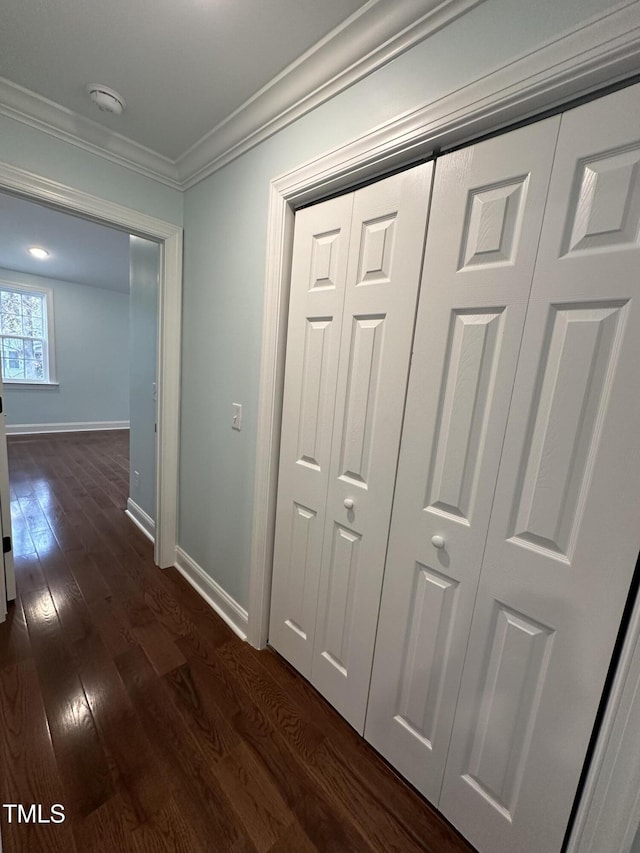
0 161 183 570
247 1 640 649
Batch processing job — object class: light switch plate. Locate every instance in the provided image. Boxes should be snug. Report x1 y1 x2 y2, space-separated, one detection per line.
232 403 242 431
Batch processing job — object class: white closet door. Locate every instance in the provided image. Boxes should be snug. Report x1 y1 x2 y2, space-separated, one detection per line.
364 118 561 799
311 163 434 731
269 193 354 675
440 83 640 853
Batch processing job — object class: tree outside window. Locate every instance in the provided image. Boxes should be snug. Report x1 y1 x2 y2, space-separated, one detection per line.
0 284 53 383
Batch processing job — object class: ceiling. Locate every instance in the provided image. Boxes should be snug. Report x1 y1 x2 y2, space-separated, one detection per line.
0 191 130 293
0 0 463 289
0 0 368 161
0 0 468 187
0 0 379 291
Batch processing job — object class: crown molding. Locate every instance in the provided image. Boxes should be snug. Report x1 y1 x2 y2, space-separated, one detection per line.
176 0 483 188
274 0 640 210
0 77 181 189
0 0 481 192
1 0 638 196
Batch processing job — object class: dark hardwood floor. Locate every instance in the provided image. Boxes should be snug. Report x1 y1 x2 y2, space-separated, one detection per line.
0 430 474 852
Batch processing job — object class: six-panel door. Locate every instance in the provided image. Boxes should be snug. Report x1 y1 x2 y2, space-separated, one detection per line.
439 82 640 853
364 117 561 801
309 164 434 731
269 193 354 675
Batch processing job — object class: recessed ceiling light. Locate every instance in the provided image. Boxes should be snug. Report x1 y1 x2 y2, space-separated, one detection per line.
86 84 126 115
28 247 49 259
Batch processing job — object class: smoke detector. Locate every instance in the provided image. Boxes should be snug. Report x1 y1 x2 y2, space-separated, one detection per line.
86 84 125 115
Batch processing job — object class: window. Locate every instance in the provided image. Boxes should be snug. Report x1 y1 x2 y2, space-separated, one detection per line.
0 282 55 384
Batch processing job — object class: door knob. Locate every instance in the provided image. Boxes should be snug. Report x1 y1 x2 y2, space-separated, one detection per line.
431 534 445 549
344 498 354 510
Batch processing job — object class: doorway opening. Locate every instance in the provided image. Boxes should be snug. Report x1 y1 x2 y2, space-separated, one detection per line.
0 161 182 621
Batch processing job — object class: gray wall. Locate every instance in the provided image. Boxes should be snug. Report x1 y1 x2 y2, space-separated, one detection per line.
632 824 640 853
2 268 129 426
177 0 611 607
129 236 159 522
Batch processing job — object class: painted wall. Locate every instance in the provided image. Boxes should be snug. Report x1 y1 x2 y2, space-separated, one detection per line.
0 114 182 226
129 236 159 523
632 824 640 853
1 268 129 426
178 0 617 607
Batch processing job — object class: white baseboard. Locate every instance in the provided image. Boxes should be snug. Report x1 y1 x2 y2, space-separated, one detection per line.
6 420 130 435
174 546 248 642
125 498 155 543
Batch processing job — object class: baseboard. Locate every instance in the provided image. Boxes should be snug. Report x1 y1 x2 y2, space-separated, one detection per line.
174 546 248 642
6 420 130 435
125 498 155 543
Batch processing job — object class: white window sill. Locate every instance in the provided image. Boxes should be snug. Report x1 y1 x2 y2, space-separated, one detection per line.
3 381 59 388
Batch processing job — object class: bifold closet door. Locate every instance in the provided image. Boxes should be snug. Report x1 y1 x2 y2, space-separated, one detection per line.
269 193 354 675
364 117 561 801
439 83 640 853
270 164 434 732
310 163 433 731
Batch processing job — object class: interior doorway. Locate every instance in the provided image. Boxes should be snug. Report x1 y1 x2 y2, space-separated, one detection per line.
0 161 182 621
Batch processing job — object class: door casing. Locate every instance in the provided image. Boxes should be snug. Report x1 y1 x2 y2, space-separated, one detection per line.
0 162 183 572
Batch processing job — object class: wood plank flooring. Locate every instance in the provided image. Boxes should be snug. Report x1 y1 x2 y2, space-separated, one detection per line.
0 430 474 852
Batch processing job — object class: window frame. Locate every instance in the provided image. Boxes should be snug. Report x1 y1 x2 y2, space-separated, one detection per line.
0 279 57 387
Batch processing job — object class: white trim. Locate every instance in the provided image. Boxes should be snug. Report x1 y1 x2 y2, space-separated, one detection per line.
180 0 640 189
3 382 59 388
247 185 294 648
0 1 483 190
247 1 640 648
6 420 129 435
176 0 483 187
566 593 640 853
11 0 639 189
175 546 248 642
0 2 637 191
0 160 183 570
125 498 155 543
0 77 181 189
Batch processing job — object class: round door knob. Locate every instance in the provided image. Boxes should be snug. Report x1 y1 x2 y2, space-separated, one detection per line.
344 498 354 510
431 534 445 549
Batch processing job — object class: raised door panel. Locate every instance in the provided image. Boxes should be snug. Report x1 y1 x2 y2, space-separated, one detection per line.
440 82 640 853
311 163 434 731
269 194 353 675
364 118 562 800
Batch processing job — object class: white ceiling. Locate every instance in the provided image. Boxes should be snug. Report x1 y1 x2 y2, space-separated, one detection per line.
0 191 130 293
0 0 368 160
0 0 461 288
0 0 404 289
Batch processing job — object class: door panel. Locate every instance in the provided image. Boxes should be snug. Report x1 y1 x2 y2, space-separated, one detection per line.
440 82 640 853
364 118 562 801
269 193 354 675
311 163 434 731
